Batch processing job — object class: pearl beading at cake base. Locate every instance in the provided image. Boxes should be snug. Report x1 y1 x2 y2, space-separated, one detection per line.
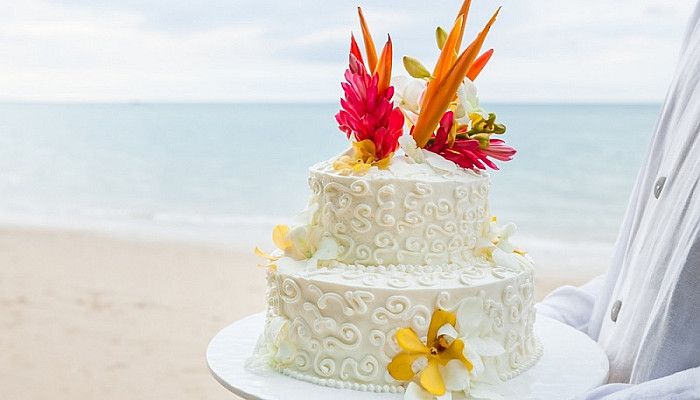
273 334 543 394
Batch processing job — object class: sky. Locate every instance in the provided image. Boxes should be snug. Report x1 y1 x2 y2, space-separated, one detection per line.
0 0 696 103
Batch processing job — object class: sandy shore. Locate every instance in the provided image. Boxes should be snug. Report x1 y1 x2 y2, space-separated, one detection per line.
0 226 608 399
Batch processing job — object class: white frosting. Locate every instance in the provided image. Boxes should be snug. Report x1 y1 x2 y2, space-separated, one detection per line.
307 158 490 266
260 261 539 390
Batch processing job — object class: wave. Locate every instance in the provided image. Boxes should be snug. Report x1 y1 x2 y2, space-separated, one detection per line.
0 205 291 249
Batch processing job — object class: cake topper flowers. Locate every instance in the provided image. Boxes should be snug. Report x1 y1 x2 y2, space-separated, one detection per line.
395 0 516 171
334 8 404 175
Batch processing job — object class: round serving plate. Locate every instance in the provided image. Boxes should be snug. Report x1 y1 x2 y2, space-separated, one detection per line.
207 313 608 400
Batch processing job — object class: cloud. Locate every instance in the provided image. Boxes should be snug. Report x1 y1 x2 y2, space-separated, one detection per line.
0 0 696 102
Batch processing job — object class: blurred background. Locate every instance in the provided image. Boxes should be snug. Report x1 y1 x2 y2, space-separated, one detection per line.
0 0 695 399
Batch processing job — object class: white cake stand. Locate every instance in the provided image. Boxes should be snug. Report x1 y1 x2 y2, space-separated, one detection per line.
207 313 609 400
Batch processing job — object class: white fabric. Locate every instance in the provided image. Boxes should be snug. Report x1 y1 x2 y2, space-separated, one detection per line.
538 2 700 398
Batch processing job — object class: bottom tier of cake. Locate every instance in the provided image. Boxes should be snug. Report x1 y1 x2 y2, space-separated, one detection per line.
248 260 541 393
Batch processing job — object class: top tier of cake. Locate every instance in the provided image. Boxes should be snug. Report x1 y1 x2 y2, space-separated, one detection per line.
305 157 491 266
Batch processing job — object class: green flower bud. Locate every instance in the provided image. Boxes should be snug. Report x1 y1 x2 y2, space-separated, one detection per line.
471 133 492 148
403 56 433 80
436 26 448 50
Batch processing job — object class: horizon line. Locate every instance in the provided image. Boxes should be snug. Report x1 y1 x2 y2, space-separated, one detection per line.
0 100 664 106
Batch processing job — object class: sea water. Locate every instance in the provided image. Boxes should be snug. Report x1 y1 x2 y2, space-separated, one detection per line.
0 103 658 252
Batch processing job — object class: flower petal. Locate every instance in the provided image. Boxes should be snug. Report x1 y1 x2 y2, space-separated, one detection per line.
314 237 339 260
428 309 457 344
274 256 306 274
501 222 517 240
349 33 365 67
254 246 279 261
292 202 319 225
467 48 494 81
470 337 505 357
475 361 502 385
376 36 393 94
396 328 430 353
423 150 460 173
304 256 320 271
437 391 452 400
405 382 435 400
469 384 505 400
388 353 423 380
275 342 294 363
412 355 429 374
420 359 446 395
272 225 290 251
464 342 484 377
404 80 428 109
456 297 484 333
442 339 473 370
442 359 470 391
437 323 459 341
492 248 522 271
357 7 378 72
399 134 425 163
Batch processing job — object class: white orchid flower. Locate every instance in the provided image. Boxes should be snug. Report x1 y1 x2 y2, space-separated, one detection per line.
281 201 341 270
276 236 339 273
456 297 506 378
305 236 340 270
402 325 472 400
452 298 508 399
405 358 501 400
398 133 464 176
265 316 295 364
476 220 530 271
455 79 487 125
404 382 435 400
286 223 317 259
392 75 427 125
491 223 530 271
245 316 296 371
423 151 461 174
399 134 425 163
404 377 464 400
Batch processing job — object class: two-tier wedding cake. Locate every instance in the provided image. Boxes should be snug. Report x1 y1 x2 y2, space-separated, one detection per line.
248 2 541 399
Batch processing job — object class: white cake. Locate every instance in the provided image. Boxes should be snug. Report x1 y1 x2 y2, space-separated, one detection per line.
248 2 541 398
248 157 541 395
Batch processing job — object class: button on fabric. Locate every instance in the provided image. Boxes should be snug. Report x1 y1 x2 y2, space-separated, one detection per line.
611 300 622 322
654 176 666 199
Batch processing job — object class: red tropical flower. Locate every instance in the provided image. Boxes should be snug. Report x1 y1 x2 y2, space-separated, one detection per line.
425 111 516 170
336 54 403 160
333 10 404 171
478 138 516 164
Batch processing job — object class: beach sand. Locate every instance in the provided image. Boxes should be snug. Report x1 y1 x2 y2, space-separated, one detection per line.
0 226 608 399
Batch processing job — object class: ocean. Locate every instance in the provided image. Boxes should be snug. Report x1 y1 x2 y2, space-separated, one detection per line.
0 103 658 253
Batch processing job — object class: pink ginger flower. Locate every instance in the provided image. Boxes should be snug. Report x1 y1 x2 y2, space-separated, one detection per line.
425 111 516 170
478 138 516 164
335 54 404 161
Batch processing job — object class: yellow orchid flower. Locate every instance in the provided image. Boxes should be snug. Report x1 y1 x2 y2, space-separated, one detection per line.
333 140 392 175
388 309 472 396
253 225 295 270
